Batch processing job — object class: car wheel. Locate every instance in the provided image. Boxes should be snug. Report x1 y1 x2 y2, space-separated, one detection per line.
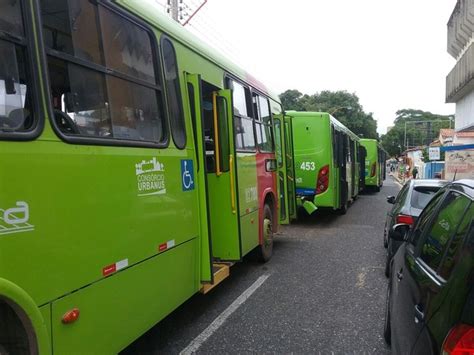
383 281 392 345
384 253 391 278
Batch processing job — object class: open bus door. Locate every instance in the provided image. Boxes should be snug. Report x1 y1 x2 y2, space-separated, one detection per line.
186 74 240 292
359 145 367 191
186 73 213 283
273 113 297 224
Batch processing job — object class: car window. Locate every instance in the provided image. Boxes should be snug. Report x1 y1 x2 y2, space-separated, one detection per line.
411 190 445 246
410 186 442 210
419 192 470 272
439 202 474 279
395 184 408 203
393 184 409 211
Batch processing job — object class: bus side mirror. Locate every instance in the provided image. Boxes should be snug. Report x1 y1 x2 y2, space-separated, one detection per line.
391 223 409 242
387 195 395 204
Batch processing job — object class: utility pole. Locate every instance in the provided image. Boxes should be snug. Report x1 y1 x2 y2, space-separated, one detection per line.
166 0 208 25
168 0 179 22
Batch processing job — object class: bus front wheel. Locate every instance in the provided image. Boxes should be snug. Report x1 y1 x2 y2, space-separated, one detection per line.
258 204 274 262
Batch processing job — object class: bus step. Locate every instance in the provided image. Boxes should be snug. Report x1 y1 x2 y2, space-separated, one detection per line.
200 263 231 294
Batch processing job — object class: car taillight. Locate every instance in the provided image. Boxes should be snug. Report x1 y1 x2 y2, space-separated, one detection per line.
396 214 414 225
370 162 376 177
442 324 474 355
315 165 329 194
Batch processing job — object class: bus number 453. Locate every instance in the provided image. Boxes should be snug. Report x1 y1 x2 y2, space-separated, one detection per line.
300 162 316 171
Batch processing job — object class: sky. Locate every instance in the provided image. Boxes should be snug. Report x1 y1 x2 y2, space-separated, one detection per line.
158 0 458 135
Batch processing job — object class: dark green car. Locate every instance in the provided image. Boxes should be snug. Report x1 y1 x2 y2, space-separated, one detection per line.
384 180 474 354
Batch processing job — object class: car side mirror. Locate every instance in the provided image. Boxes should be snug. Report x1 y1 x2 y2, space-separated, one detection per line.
391 223 409 242
387 195 396 204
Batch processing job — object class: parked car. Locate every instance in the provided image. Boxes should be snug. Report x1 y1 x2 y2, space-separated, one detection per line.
384 180 474 354
384 179 447 276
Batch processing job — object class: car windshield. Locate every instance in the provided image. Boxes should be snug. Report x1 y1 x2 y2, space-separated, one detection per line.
410 186 441 210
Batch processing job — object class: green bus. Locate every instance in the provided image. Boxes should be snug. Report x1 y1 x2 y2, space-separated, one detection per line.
288 112 363 214
0 0 295 353
360 139 386 191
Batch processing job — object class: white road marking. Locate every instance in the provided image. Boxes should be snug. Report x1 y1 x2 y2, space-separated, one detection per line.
179 274 271 355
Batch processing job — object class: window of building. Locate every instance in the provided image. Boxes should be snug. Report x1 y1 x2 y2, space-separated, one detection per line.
0 0 35 136
161 37 186 149
40 0 166 145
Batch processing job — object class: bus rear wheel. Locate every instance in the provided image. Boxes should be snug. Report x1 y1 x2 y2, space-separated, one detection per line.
0 299 36 355
258 204 274 262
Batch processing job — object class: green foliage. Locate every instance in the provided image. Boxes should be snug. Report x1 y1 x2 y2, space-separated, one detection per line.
380 109 454 157
279 90 378 139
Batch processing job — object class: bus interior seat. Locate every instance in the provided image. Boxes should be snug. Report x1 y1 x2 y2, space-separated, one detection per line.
0 108 30 131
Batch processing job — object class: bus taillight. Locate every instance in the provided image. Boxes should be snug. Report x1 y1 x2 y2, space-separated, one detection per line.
370 162 376 177
316 165 329 194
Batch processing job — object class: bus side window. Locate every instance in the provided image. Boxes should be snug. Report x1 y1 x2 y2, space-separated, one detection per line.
161 37 186 149
0 0 35 136
41 0 167 145
254 94 274 153
216 96 230 172
231 80 255 152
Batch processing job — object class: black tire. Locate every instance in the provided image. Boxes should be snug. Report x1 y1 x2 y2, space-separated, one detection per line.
375 185 381 192
384 254 391 278
383 282 392 345
258 204 274 262
338 201 348 215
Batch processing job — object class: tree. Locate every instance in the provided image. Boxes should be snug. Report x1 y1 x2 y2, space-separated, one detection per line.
279 90 378 139
279 89 305 111
380 109 453 157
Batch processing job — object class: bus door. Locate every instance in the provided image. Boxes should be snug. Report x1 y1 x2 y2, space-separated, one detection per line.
359 146 367 191
273 113 296 224
209 89 241 261
350 140 356 197
284 115 297 221
186 75 240 288
337 131 348 208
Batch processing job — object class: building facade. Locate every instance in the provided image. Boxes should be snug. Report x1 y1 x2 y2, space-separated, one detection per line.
446 0 474 179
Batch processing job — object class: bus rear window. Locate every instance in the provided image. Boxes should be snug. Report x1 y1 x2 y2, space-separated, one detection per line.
0 0 35 136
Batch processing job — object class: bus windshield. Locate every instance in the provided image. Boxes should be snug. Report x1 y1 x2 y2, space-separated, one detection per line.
0 0 32 134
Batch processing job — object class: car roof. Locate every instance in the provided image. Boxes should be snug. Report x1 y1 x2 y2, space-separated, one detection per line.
410 179 448 188
451 179 474 198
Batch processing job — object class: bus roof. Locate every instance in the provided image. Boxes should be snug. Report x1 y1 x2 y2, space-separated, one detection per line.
286 111 360 141
117 0 280 102
360 138 387 154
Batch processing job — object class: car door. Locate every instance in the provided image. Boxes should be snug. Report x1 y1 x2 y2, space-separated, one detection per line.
390 189 471 354
412 196 474 353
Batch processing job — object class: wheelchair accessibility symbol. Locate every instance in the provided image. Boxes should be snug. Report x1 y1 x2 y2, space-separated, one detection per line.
181 159 195 191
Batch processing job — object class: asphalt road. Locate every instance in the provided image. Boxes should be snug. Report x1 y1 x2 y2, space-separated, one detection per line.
122 177 401 354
